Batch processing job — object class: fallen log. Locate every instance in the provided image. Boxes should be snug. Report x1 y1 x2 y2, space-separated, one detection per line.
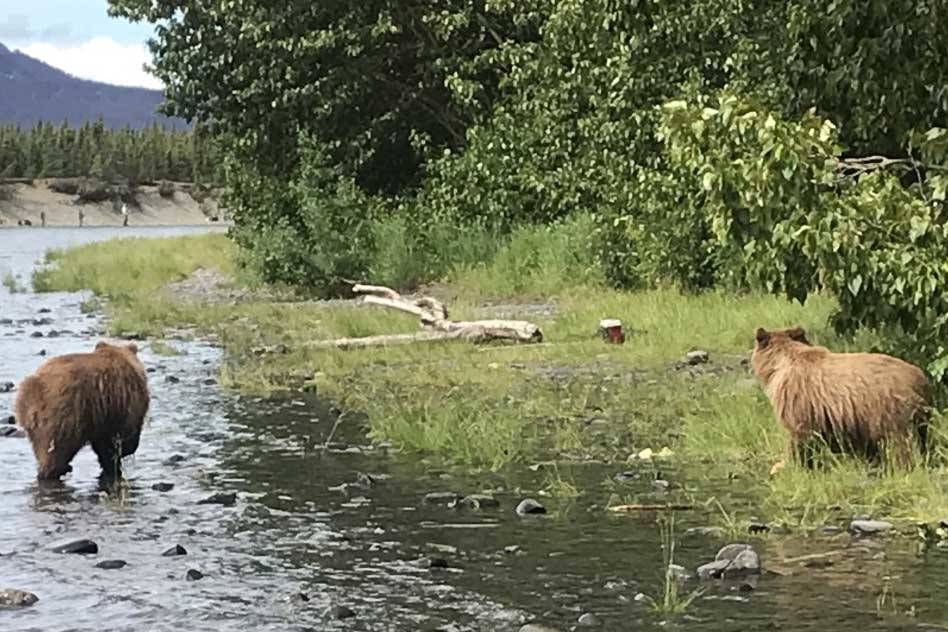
353 283 542 344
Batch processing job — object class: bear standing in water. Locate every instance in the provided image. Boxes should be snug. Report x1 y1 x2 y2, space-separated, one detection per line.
14 341 150 480
751 326 932 468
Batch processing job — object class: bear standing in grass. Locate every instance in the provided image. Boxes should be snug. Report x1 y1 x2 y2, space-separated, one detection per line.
752 326 932 468
14 341 150 480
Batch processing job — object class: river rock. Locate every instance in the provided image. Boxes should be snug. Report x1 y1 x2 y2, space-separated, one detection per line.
849 519 893 535
152 482 174 492
95 560 127 570
696 559 731 580
578 612 603 627
1 426 25 438
516 498 547 515
686 350 709 365
0 588 39 608
697 543 760 579
519 624 562 632
37 308 50 314
52 539 98 554
4 415 14 424
0 318 11 325
457 494 500 510
424 491 462 506
328 605 356 619
0 381 14 393
162 545 187 557
185 569 204 581
165 375 180 384
198 492 237 506
29 331 43 338
427 556 449 569
163 454 186 466
202 378 217 386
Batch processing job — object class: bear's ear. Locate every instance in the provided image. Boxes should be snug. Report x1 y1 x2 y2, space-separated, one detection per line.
755 327 770 347
126 343 139 354
788 326 808 343
95 341 109 351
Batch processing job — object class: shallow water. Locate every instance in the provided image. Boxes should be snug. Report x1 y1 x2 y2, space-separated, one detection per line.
2 227 947 631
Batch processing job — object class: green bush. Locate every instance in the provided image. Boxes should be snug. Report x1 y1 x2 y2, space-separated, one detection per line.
660 92 948 379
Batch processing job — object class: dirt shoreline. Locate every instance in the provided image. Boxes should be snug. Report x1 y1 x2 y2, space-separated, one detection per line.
0 180 232 228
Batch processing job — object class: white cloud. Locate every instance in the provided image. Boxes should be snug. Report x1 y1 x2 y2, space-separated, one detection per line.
17 37 163 90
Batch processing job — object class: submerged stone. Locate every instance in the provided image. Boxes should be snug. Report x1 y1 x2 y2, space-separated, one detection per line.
577 612 603 627
423 491 462 506
185 569 204 581
457 494 500 510
198 492 236 507
152 482 175 492
95 560 127 570
52 539 98 554
328 605 356 619
516 498 547 516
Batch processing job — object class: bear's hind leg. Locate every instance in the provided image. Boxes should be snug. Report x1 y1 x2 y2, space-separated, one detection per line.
33 435 83 480
92 435 128 479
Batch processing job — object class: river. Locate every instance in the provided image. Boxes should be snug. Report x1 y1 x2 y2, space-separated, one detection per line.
1 226 945 631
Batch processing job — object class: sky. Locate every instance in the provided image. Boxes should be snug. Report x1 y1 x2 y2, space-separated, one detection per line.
0 0 162 89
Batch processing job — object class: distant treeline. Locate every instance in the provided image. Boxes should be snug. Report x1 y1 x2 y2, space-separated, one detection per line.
0 117 221 184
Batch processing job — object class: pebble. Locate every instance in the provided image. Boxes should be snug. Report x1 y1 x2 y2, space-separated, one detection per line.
516 498 547 516
163 454 186 466
697 543 760 579
423 492 462 506
0 381 14 393
578 612 603 627
0 426 25 438
328 605 356 619
95 560 127 570
52 539 98 554
684 527 725 538
152 482 174 492
198 492 237 507
29 331 43 338
202 378 217 386
165 375 180 384
849 519 893 535
456 494 501 510
427 557 449 569
0 588 39 608
519 624 562 632
162 545 187 557
185 569 204 581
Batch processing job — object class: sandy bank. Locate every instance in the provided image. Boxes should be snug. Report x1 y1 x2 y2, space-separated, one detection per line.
0 179 232 228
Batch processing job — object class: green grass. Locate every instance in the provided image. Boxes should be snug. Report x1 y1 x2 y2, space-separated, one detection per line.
2 271 25 293
30 231 948 529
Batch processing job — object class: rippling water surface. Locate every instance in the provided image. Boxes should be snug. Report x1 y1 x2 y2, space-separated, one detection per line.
2 226 947 632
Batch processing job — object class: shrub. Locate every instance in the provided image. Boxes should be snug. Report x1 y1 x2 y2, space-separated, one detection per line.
157 180 176 198
48 179 80 195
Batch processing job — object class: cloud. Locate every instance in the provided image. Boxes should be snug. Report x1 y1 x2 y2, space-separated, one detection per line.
0 13 72 44
17 37 163 90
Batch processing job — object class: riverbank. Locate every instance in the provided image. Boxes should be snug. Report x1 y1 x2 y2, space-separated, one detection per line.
0 178 231 227
29 232 948 533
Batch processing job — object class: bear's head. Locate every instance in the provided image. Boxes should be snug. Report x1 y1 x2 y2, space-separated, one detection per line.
95 340 146 376
754 326 809 352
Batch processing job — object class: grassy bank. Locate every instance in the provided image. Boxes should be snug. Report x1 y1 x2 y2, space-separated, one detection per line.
31 231 948 529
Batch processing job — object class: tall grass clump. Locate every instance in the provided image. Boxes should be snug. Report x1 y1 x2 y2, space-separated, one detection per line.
32 233 235 297
450 213 604 300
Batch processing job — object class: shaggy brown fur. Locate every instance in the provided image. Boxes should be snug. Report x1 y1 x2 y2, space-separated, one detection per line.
752 326 932 468
14 341 150 480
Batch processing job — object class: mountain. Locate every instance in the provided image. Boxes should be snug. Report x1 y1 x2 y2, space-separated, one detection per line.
0 41 188 130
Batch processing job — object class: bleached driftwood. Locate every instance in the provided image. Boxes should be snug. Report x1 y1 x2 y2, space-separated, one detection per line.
301 283 543 350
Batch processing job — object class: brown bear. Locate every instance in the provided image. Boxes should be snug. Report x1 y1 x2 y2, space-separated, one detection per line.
751 326 932 468
14 341 150 480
